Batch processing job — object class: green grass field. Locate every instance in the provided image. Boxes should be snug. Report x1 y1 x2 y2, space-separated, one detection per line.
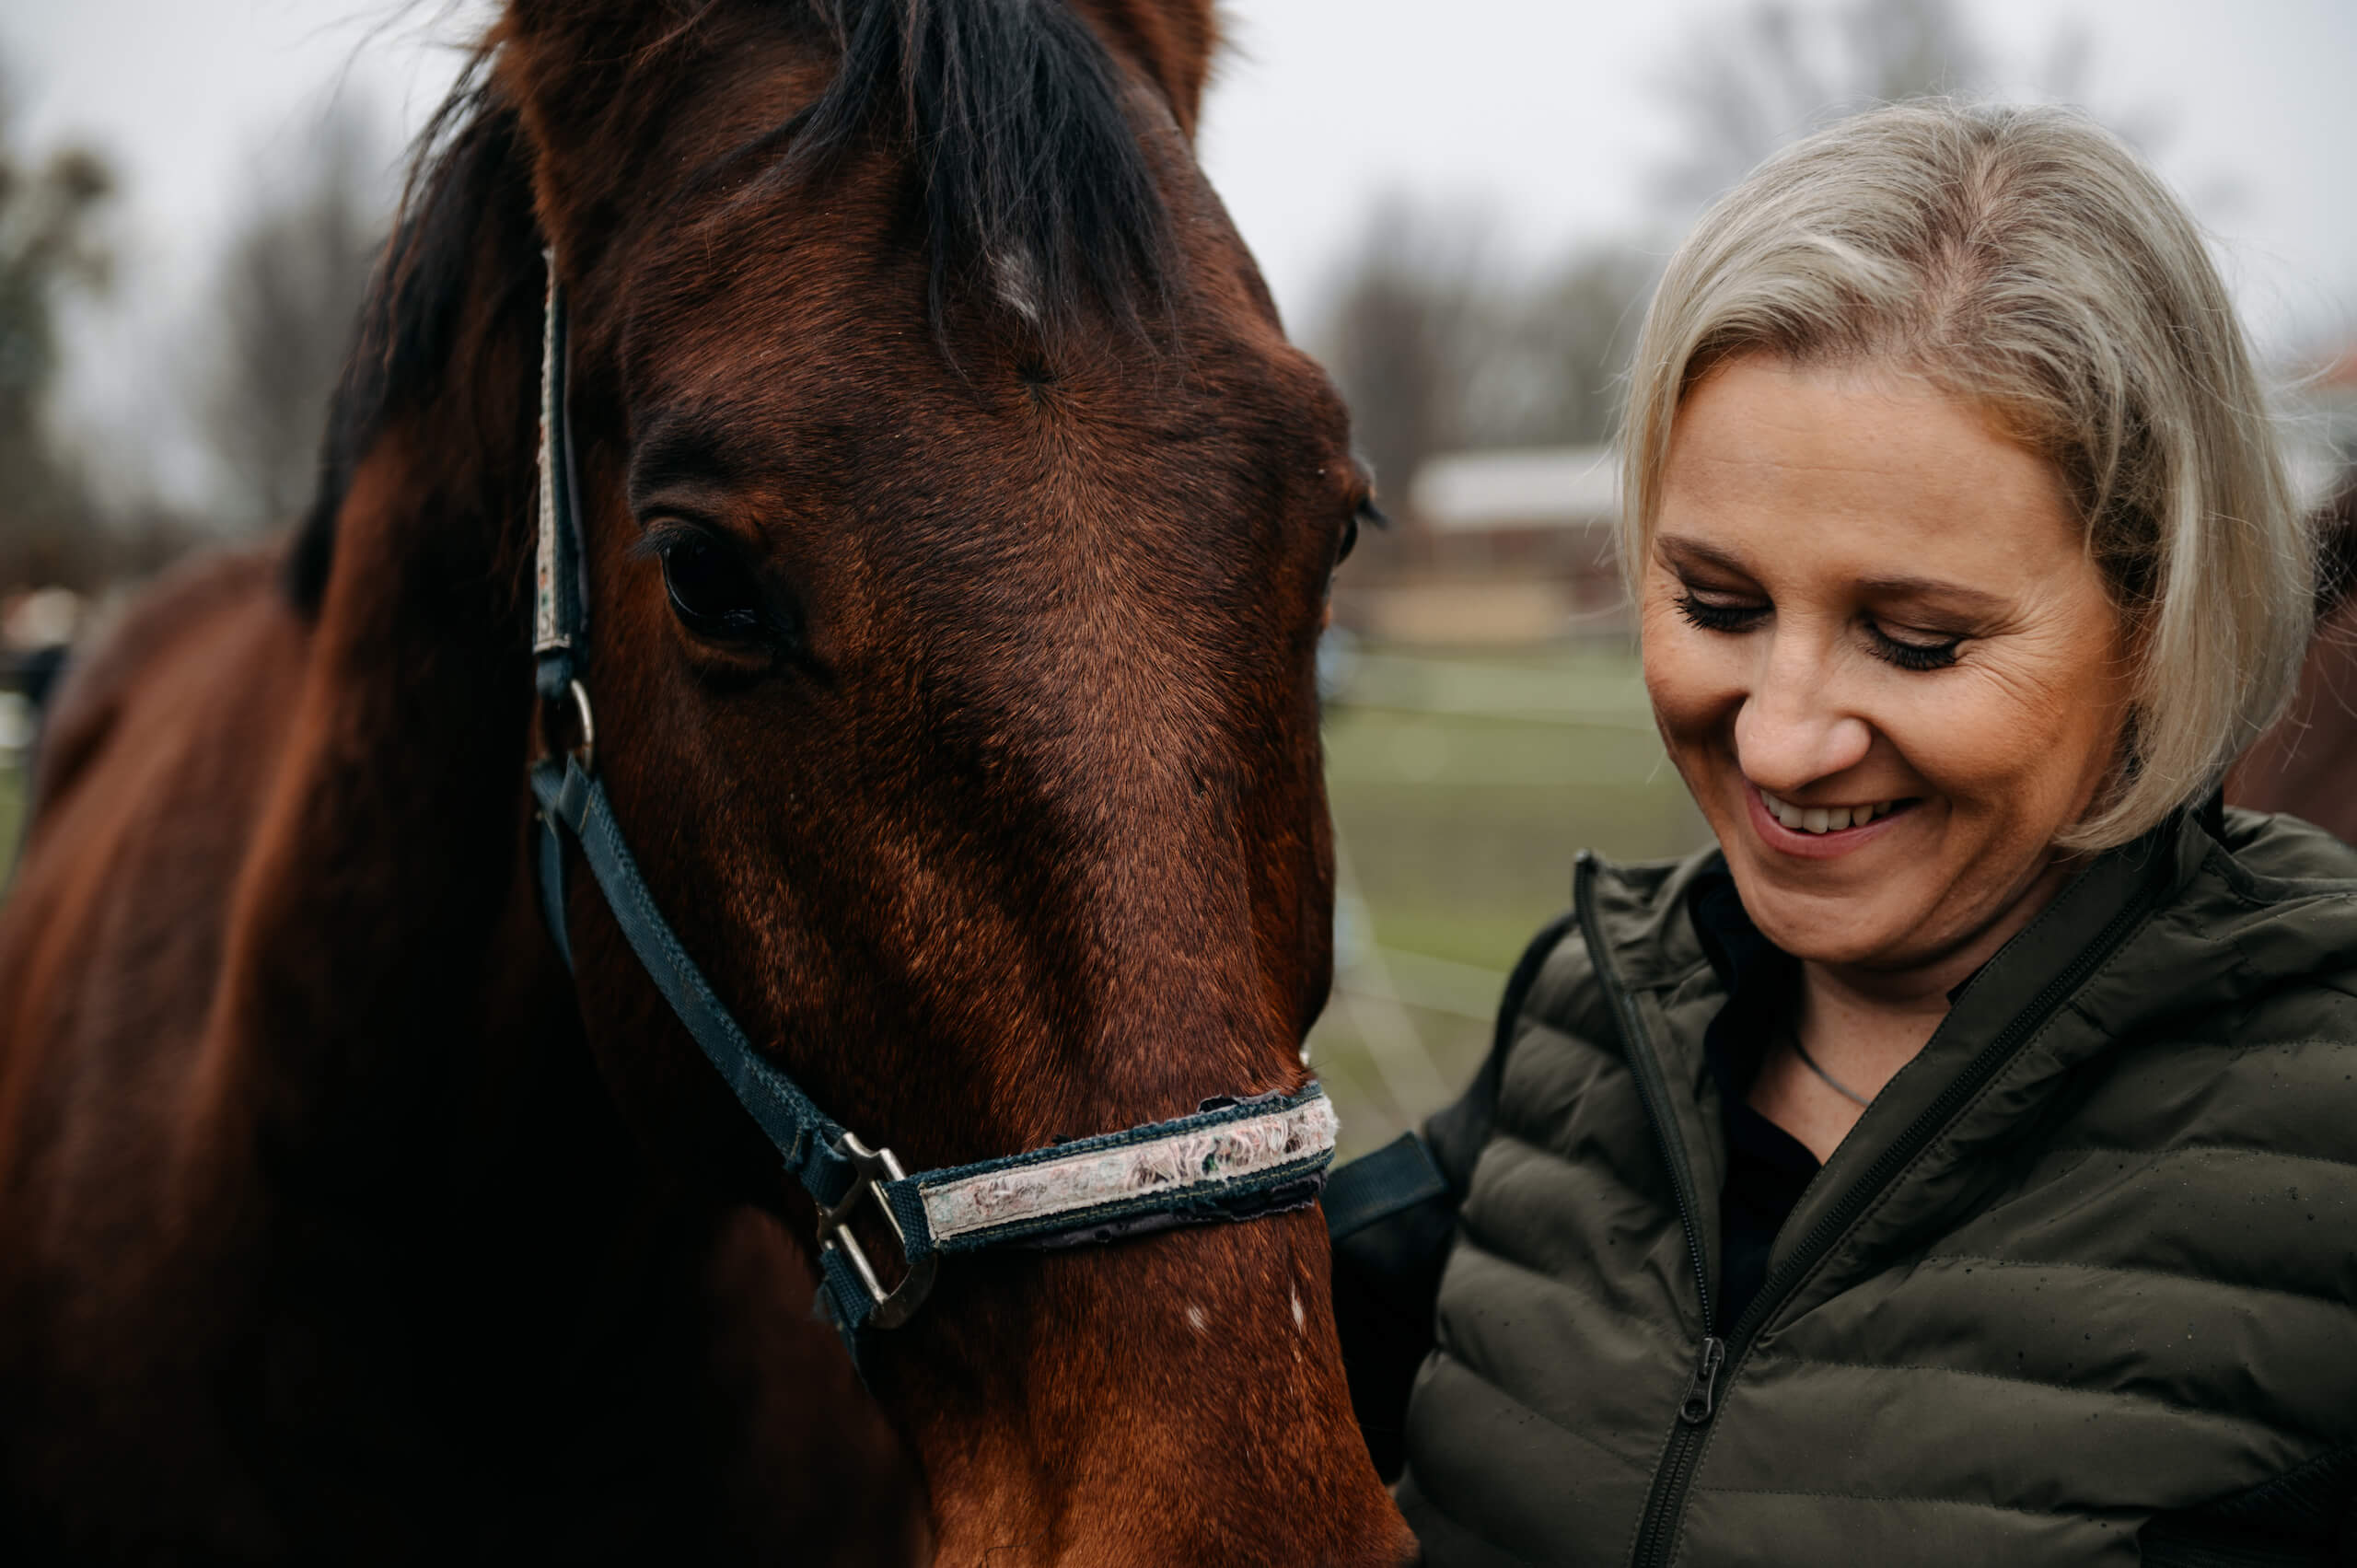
0 645 1701 1156
1309 644 1709 1156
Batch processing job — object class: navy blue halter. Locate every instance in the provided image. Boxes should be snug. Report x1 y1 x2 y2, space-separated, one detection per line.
522 257 1338 1364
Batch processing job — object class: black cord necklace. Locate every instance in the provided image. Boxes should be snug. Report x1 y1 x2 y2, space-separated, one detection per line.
1791 1031 1873 1108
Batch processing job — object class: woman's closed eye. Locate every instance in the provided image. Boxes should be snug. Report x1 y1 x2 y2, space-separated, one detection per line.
1673 588 1769 633
1675 584 1967 673
1866 620 1964 671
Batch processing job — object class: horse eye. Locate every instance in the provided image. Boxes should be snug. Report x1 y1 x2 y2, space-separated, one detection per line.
658 532 771 642
1339 498 1384 568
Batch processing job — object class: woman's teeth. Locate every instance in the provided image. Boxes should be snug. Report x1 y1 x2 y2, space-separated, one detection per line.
1759 790 1899 834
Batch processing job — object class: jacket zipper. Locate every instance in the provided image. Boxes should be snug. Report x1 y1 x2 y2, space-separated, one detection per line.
1574 853 1722 1567
1580 850 2164 1568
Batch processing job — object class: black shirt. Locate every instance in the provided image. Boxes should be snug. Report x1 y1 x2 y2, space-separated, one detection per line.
1689 870 1823 1334
1329 877 1829 1478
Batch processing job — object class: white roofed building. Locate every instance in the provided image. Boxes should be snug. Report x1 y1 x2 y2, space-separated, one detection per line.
1333 446 1627 645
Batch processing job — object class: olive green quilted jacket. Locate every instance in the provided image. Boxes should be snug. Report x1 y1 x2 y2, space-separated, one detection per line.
1329 807 2357 1566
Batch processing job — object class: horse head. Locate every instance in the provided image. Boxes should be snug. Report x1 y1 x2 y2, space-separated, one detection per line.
303 1 1412 1560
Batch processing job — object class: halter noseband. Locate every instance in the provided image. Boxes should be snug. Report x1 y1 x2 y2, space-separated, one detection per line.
522 255 1338 1365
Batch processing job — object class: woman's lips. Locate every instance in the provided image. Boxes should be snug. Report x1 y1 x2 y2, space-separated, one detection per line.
1745 783 1917 860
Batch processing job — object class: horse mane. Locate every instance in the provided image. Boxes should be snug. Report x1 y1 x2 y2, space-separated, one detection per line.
285 0 1180 616
285 61 524 612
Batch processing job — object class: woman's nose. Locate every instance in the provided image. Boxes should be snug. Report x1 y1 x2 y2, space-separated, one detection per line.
1732 634 1874 794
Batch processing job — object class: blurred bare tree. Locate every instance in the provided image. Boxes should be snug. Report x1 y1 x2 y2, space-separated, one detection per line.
1317 217 1658 524
1312 0 2176 534
1651 0 1995 207
0 78 116 587
1318 203 1661 518
200 99 389 534
1317 196 1495 515
1459 244 1661 452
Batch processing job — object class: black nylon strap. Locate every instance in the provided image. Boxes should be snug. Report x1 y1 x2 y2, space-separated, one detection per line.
1322 1132 1447 1241
530 749 1340 1360
537 810 573 972
532 756 861 1210
522 251 1339 1367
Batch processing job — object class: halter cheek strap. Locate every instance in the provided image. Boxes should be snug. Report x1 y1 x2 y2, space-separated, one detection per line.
524 255 1338 1365
532 251 586 703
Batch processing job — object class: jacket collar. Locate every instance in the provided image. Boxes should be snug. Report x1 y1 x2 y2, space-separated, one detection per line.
1580 805 2357 1320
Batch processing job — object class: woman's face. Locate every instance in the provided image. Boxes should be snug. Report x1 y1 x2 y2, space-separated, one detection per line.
1642 355 2131 975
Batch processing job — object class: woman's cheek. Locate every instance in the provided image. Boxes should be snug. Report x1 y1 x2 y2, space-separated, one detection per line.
1641 620 1737 744
1878 669 2066 819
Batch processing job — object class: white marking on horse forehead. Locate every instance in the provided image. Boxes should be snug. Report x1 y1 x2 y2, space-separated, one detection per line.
1186 1304 1208 1334
991 247 1042 325
1291 1288 1305 1332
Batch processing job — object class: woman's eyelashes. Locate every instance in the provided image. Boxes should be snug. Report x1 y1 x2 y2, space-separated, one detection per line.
1866 622 1964 671
1671 584 1966 671
1673 589 1769 633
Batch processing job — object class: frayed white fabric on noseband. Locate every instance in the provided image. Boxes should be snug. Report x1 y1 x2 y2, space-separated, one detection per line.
920 1094 1340 1244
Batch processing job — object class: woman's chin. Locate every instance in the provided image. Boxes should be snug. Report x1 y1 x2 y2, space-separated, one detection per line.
1736 889 1921 970
1718 842 1945 970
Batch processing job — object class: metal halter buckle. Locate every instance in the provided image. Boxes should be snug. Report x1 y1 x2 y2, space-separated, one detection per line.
535 677 597 772
815 1132 939 1330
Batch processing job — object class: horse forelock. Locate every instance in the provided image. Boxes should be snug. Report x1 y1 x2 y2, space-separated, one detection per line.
289 0 1215 617
788 0 1188 342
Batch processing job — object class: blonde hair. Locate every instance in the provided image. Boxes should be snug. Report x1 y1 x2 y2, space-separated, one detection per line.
1620 101 2312 850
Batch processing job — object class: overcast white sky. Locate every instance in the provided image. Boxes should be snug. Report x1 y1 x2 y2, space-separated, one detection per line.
6 0 2353 506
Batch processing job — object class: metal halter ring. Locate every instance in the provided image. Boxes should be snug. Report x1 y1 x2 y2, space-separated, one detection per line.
537 677 597 772
816 1132 939 1330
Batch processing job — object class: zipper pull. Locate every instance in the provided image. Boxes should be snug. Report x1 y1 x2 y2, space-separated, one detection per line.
1679 1335 1727 1424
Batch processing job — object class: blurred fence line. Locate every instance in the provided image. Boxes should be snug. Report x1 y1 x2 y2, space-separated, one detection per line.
1308 637 1706 1155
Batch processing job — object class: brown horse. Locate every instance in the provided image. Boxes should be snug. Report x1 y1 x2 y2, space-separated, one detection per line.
2230 476 2357 841
0 2 1413 1562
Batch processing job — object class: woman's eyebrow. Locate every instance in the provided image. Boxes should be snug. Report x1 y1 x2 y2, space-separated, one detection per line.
1658 535 2013 615
1655 535 1757 575
1853 575 2010 614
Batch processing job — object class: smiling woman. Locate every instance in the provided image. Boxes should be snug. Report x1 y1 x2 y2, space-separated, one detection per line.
1642 358 2138 1147
1324 101 2357 1567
